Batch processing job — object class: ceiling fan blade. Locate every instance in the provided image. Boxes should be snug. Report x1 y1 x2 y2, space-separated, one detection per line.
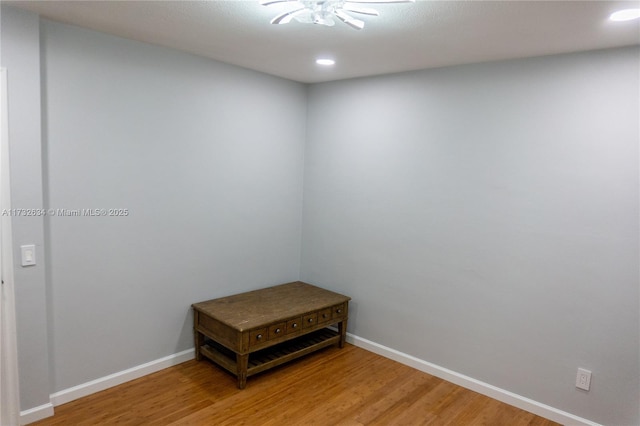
344 0 415 3
341 5 380 16
271 7 308 24
260 0 301 6
334 10 365 29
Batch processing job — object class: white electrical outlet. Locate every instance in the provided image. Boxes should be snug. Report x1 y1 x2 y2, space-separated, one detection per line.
576 368 592 391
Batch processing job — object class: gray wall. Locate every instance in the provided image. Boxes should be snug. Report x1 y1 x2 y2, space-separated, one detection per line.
40 20 307 392
2 5 639 425
0 6 51 411
301 47 639 425
1 5 307 406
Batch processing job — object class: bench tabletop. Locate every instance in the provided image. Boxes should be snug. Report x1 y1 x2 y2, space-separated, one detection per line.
192 281 351 331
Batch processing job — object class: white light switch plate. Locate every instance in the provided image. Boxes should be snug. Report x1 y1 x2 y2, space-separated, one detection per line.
21 244 36 266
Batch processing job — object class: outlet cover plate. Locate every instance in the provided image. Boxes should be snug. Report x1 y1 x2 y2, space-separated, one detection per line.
576 368 591 391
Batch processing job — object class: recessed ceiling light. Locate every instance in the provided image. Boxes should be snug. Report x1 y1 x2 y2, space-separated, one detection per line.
610 9 640 21
316 59 335 66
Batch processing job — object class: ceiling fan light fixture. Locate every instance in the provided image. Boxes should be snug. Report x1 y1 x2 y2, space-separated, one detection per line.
261 0 414 29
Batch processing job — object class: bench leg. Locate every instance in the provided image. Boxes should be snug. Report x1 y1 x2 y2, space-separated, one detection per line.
237 353 249 389
338 319 348 348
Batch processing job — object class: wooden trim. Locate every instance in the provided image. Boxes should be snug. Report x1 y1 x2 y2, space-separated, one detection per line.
1 67 22 426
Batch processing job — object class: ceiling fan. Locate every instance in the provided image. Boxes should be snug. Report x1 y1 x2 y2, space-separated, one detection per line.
260 0 415 30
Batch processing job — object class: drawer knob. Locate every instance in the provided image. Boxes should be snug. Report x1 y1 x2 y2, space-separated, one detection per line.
291 323 297 328
336 309 342 314
275 328 281 334
308 318 313 323
256 334 263 340
323 313 328 318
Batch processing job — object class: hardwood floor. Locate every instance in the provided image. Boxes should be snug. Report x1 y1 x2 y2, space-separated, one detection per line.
33 344 560 425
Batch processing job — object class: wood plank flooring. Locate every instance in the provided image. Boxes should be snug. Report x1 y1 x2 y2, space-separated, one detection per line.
32 344 560 425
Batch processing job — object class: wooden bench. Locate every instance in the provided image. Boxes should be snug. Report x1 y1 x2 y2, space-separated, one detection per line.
192 281 351 389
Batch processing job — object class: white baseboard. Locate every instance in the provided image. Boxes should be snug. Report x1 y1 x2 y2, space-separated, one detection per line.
346 333 600 426
19 402 54 425
49 348 195 408
19 348 195 424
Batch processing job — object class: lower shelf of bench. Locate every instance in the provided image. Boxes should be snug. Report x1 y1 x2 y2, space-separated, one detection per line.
201 328 340 378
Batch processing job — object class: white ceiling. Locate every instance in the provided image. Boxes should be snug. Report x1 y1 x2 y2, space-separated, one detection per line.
7 0 640 83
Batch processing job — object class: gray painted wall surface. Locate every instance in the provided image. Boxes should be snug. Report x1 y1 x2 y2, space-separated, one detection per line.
0 6 51 411
40 21 306 392
301 47 639 425
2 5 639 424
